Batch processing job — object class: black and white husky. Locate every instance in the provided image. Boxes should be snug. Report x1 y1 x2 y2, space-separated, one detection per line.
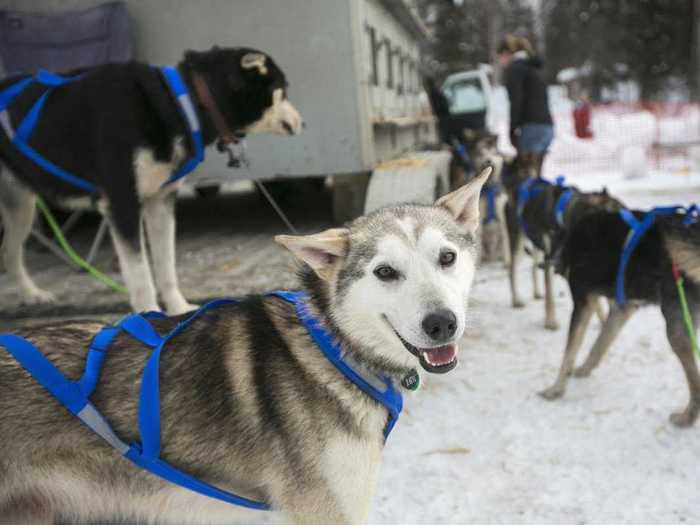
0 47 303 314
539 207 700 427
0 170 491 524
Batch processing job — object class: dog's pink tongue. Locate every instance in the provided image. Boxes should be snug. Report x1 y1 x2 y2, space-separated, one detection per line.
424 344 458 366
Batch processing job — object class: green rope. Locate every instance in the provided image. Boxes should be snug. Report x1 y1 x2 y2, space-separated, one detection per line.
35 197 128 295
674 264 700 359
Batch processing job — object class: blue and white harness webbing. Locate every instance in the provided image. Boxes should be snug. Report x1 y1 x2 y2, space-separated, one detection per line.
554 189 576 227
159 66 205 185
615 205 700 305
0 291 402 510
0 66 204 193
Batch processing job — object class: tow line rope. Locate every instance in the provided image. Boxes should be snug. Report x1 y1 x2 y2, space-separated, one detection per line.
36 196 127 295
672 261 700 359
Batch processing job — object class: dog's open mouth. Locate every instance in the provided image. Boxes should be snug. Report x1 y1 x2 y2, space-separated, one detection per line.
394 330 459 374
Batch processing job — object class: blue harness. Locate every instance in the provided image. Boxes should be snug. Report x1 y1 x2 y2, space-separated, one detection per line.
0 291 403 511
554 188 576 227
482 184 499 225
616 205 700 305
517 176 571 240
0 66 204 193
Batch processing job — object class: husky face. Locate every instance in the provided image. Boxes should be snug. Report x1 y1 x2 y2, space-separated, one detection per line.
277 168 492 376
183 47 303 136
334 209 477 374
469 132 503 177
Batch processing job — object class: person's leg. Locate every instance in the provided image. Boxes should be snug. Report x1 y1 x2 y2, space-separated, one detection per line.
519 124 554 178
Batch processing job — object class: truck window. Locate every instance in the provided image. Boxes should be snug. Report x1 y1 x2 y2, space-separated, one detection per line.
445 79 487 114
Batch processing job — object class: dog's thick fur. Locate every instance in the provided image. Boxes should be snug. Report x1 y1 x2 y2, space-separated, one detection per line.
539 209 700 427
503 156 622 329
0 170 491 525
0 47 303 314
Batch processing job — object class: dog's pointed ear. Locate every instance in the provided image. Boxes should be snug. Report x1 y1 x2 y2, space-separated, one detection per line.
602 186 609 196
436 167 492 234
275 228 349 281
241 52 268 75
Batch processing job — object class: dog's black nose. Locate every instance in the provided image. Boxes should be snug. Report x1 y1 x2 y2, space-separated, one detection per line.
422 309 457 342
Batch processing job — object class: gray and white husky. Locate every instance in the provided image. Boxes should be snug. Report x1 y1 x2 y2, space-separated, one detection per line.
0 169 491 525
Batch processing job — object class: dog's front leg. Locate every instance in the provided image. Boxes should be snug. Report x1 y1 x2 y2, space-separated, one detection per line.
279 488 358 525
0 173 55 304
539 294 595 400
496 193 510 266
107 217 159 313
143 194 196 315
543 260 558 330
276 438 381 525
532 249 543 300
542 235 558 331
506 203 525 308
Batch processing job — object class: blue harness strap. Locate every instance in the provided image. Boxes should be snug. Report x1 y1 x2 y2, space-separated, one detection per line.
271 291 403 439
159 66 205 186
517 178 550 241
482 184 499 225
0 66 204 193
0 291 403 510
554 189 576 227
615 206 696 305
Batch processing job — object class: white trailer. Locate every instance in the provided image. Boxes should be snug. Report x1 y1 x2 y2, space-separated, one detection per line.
2 0 450 220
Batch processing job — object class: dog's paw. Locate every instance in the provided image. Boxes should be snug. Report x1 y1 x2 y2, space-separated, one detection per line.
20 288 56 305
512 299 526 309
538 386 564 401
670 410 697 428
544 319 560 331
534 292 544 301
167 302 199 316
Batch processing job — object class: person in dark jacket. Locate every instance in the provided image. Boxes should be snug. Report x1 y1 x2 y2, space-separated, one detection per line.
497 34 554 176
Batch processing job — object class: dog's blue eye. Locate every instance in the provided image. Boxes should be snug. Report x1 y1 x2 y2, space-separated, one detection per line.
440 251 456 267
374 265 399 281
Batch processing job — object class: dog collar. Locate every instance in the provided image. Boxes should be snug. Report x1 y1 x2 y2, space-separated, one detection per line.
272 291 404 440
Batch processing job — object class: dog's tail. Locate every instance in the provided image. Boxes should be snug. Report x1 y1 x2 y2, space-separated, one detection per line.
663 218 700 283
